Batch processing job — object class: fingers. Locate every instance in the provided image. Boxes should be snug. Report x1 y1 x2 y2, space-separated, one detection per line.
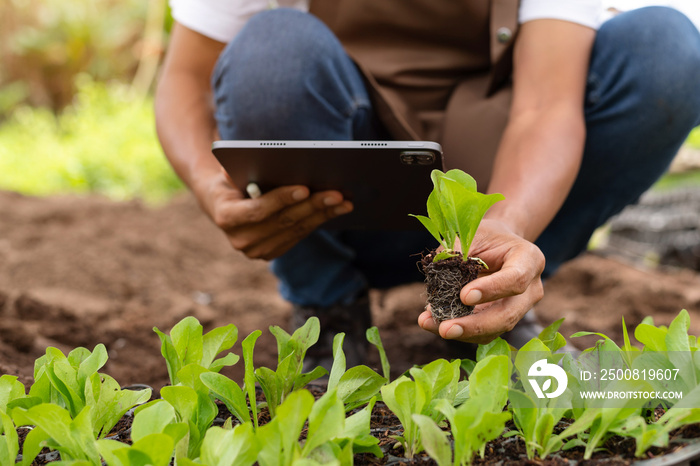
214 185 312 231
419 286 541 345
215 186 352 260
460 242 544 305
238 199 354 259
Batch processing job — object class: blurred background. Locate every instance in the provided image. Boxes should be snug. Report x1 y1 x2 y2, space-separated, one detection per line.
0 0 698 234
0 0 182 203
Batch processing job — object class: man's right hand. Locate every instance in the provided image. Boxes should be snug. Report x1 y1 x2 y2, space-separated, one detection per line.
197 168 353 260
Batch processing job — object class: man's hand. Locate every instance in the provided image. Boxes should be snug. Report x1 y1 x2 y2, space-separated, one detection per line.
198 168 353 260
417 219 545 344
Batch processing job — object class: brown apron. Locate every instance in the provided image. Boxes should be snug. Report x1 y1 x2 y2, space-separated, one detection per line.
309 0 519 189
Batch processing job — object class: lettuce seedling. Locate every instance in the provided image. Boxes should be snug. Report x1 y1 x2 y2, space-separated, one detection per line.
613 383 700 457
0 411 18 466
509 338 572 459
12 404 101 465
160 371 218 460
26 344 150 438
257 388 380 466
411 169 504 262
410 169 504 322
153 316 239 386
380 358 465 458
327 332 387 412
416 355 512 465
190 423 260 466
30 344 108 417
255 317 327 418
98 401 188 466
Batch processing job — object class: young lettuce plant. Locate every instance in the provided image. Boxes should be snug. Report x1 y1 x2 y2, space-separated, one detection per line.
97 401 188 466
27 344 151 438
153 315 239 386
415 354 512 466
256 388 381 466
380 358 465 458
327 332 387 412
509 336 573 460
254 317 327 418
410 169 504 322
12 404 102 465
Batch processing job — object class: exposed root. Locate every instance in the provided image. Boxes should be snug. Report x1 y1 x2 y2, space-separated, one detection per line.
420 252 483 323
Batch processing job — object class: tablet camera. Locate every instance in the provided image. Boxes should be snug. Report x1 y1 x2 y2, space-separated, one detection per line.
400 151 435 165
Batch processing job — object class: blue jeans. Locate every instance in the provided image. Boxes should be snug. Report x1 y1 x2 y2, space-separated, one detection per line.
213 7 700 308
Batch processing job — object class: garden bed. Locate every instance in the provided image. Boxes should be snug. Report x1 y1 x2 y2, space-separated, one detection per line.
1 191 700 464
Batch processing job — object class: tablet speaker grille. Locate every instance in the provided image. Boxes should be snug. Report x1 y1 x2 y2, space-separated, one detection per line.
360 142 388 146
259 142 287 146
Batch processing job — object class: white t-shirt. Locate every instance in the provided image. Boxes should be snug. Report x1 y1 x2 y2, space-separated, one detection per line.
170 0 604 44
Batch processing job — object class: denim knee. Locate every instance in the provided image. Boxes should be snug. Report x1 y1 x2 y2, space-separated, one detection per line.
211 8 369 139
591 6 700 128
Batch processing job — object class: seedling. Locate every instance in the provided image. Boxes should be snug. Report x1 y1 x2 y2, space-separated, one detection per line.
411 169 504 322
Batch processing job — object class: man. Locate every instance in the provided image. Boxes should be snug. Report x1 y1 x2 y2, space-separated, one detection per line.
155 0 700 368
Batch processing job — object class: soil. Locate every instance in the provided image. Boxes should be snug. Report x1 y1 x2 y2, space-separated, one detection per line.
1 190 700 392
420 252 482 323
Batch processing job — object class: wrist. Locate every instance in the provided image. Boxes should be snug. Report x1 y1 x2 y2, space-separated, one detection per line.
483 205 530 240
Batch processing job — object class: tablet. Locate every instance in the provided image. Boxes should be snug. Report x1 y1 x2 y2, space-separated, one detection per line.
211 140 444 230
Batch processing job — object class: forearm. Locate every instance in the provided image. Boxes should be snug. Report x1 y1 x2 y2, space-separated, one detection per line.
485 103 585 242
155 73 223 199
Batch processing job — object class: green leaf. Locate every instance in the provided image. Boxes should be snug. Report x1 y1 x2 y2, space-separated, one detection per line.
153 327 181 386
242 330 262 429
409 214 443 246
201 324 238 369
200 424 260 466
303 390 345 456
200 372 251 425
366 327 391 380
170 316 204 368
432 250 459 262
411 169 504 257
336 366 387 411
328 333 347 393
131 400 177 442
0 411 18 466
412 414 452 466
0 375 26 413
476 337 511 361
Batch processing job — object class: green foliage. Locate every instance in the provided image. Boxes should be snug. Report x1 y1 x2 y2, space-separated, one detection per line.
0 80 184 203
28 344 150 438
0 411 19 466
410 169 504 260
380 358 466 458
509 337 572 459
366 326 391 380
98 401 187 466
12 404 101 465
417 355 512 466
0 0 161 114
0 375 27 413
327 333 387 412
153 315 239 387
257 388 379 466
5 311 700 465
196 423 260 466
255 317 327 418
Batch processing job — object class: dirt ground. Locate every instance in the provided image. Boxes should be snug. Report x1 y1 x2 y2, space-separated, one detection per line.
1 190 699 390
